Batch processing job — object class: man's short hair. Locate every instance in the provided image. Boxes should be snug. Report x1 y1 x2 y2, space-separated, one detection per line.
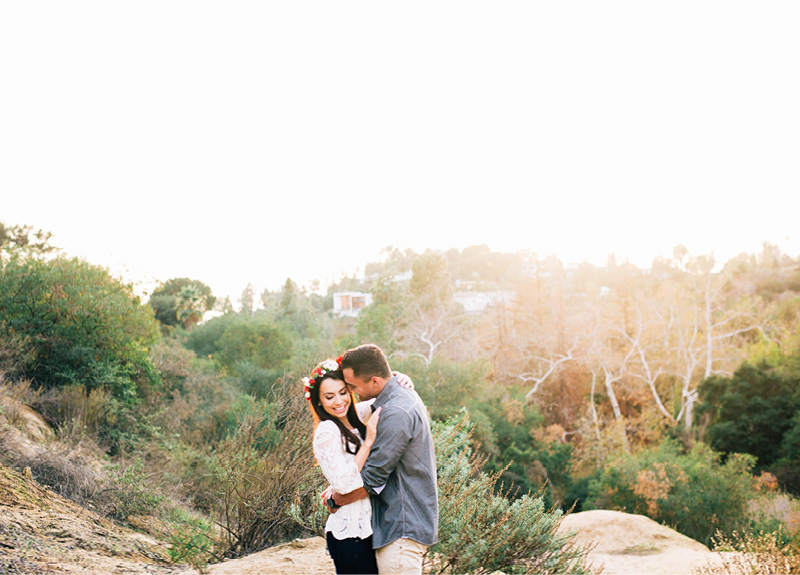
341 344 392 380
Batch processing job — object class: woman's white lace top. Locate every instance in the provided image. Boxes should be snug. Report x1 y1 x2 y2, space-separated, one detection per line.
313 400 375 540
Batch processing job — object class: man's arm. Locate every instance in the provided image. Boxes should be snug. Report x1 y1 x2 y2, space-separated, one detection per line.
326 487 369 512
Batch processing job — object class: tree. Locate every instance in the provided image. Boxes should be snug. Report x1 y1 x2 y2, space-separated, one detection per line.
239 283 256 317
355 275 405 354
399 253 467 364
177 285 205 330
0 257 160 402
213 318 293 374
698 362 798 468
669 253 766 431
149 278 216 328
0 222 56 261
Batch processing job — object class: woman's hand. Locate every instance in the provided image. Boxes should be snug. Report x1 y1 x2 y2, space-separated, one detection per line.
354 407 381 472
393 371 414 390
365 406 381 446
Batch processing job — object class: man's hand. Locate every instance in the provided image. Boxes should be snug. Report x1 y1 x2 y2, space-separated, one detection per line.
324 487 370 513
321 486 338 513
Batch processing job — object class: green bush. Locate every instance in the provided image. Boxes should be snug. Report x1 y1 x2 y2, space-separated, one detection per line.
429 411 595 575
585 439 758 545
0 257 161 403
164 508 223 571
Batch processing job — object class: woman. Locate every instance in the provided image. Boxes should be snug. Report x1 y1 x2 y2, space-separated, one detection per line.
304 357 412 575
305 357 381 574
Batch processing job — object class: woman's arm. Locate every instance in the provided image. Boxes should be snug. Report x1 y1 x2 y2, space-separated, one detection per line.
312 421 365 495
326 408 382 513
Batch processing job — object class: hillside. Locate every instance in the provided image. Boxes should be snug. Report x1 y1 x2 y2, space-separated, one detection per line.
0 462 181 575
0 456 725 575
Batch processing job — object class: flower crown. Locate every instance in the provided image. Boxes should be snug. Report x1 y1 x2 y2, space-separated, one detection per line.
303 356 343 401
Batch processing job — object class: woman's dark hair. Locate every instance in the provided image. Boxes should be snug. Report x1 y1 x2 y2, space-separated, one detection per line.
309 369 367 455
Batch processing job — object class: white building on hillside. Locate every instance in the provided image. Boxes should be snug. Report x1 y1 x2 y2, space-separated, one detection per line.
333 291 373 317
453 291 515 313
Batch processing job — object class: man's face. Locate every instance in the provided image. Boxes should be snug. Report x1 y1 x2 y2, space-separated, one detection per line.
343 367 377 401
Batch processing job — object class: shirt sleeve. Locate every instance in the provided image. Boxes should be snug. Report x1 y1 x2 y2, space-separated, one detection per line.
360 406 413 495
355 399 376 423
313 421 365 495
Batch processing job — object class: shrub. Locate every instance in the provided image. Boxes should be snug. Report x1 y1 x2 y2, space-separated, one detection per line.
428 411 596 575
33 384 111 436
94 459 166 523
0 257 161 403
214 384 319 556
585 439 758 545
164 508 223 572
11 444 101 507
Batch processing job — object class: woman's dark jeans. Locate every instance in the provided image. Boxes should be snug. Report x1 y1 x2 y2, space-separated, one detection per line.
326 531 378 575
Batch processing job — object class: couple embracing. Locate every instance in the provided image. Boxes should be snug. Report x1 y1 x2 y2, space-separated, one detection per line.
304 344 438 575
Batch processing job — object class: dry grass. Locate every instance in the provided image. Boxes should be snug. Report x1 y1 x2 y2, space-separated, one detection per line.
693 530 800 575
214 388 319 557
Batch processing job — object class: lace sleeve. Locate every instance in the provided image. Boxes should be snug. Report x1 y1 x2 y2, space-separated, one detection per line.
313 421 364 495
355 399 375 423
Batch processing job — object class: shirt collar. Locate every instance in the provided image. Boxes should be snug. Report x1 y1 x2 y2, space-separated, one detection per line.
371 374 399 411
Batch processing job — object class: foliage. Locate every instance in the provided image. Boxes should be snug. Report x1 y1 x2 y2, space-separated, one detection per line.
0 222 56 260
355 275 406 354
698 362 799 469
480 398 574 509
773 411 800 494
585 439 759 545
214 319 292 373
148 277 216 329
0 257 161 403
184 312 241 358
183 312 293 397
165 508 223 571
428 412 596 575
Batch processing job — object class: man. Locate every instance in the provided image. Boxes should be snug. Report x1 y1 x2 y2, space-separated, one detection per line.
326 344 438 575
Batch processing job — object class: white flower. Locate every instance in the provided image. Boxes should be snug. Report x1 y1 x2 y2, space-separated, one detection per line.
302 377 310 385
322 359 339 371
305 391 310 399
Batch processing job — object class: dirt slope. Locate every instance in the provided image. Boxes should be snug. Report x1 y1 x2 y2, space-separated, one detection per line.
0 462 181 575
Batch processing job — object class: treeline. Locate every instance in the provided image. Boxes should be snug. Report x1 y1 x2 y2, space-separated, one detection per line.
1 221 799 569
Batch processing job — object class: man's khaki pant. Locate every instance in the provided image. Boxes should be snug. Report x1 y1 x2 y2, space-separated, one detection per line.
375 537 428 575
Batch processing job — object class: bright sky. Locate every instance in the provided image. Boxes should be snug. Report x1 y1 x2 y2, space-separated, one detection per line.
2 1 799 302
